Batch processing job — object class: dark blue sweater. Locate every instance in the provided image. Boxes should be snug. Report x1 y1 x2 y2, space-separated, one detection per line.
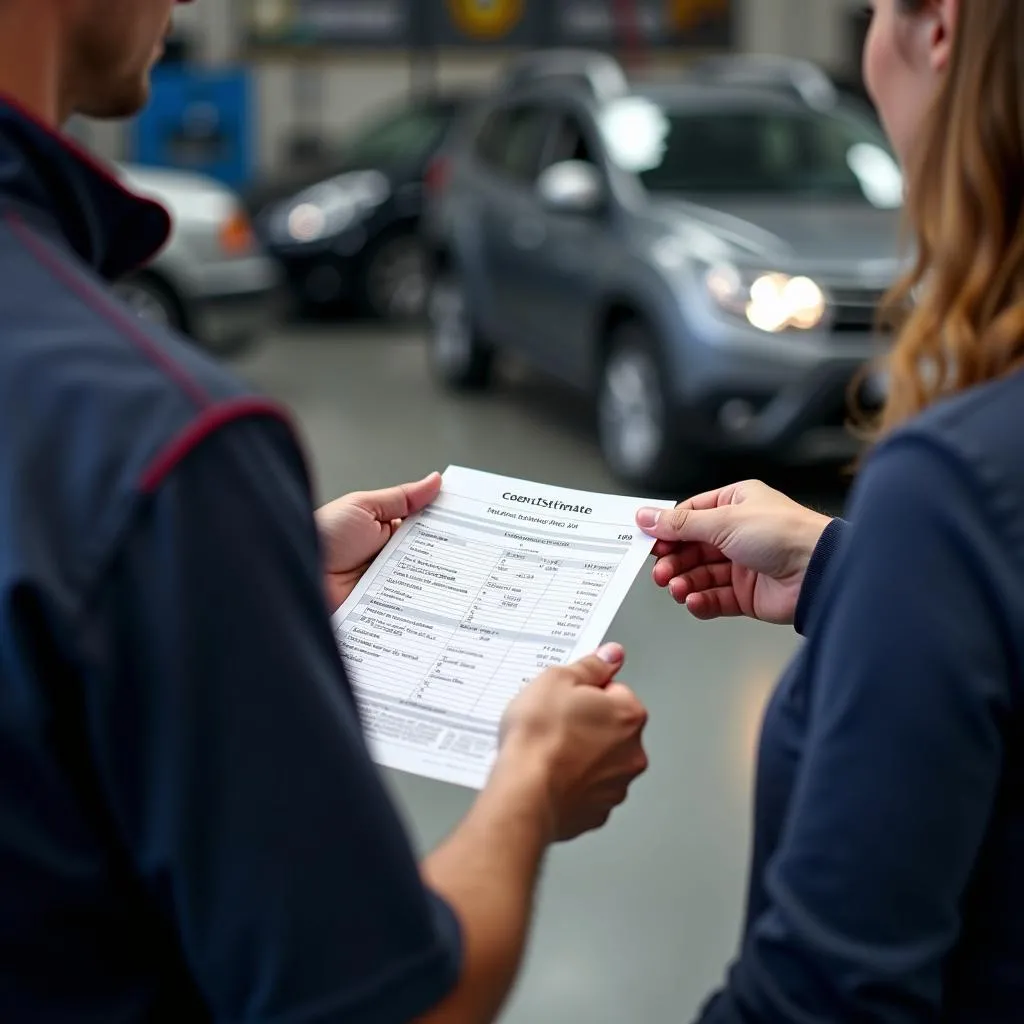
698 375 1024 1022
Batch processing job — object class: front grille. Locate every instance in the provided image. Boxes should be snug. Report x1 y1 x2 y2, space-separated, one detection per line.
821 390 852 428
821 373 885 429
829 286 890 334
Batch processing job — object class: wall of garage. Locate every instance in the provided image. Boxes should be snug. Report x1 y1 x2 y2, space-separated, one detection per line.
74 0 867 176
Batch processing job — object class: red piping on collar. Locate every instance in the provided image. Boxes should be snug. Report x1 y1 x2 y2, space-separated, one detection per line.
139 398 296 493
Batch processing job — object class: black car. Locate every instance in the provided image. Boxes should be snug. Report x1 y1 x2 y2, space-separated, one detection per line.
250 92 480 323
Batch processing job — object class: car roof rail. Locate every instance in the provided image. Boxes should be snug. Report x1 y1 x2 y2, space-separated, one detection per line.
500 49 630 102
687 55 839 110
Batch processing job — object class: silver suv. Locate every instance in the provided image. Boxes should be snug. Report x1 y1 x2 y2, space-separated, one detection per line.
423 53 904 489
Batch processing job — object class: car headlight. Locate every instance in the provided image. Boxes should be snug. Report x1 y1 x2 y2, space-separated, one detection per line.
704 263 828 333
271 171 390 245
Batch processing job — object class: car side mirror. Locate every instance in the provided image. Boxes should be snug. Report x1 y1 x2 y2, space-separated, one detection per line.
537 161 605 216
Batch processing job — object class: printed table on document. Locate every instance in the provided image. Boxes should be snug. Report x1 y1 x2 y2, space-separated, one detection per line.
335 505 632 751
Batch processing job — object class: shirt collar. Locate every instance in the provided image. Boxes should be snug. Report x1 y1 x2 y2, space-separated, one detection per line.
0 95 171 280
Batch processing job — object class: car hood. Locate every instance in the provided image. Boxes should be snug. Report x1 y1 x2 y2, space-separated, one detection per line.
653 195 903 276
247 161 403 215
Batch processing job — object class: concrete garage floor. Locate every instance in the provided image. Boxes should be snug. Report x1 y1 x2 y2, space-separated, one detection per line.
234 324 849 1023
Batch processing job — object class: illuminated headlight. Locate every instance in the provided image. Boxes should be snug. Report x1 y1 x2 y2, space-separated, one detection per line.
271 171 390 245
705 264 828 333
287 202 329 242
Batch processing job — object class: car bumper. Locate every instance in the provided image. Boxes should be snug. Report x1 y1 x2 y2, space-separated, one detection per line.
669 328 886 464
188 256 285 354
268 248 362 307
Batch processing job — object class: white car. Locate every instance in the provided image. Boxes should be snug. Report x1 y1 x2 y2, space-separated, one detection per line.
113 164 283 356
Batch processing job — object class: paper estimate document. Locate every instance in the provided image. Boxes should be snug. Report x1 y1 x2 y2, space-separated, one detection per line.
331 467 674 788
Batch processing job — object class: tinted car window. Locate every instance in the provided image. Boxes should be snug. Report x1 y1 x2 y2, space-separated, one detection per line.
545 113 600 169
599 96 903 207
474 104 552 182
342 105 456 167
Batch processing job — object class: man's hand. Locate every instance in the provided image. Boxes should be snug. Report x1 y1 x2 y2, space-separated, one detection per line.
416 646 647 1024
316 472 442 611
498 644 648 841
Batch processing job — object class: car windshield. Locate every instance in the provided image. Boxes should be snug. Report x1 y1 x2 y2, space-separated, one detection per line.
338 105 457 168
598 95 903 208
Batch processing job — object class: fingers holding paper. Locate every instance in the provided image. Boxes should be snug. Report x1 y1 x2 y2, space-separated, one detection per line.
341 473 444 527
637 479 833 625
499 645 649 842
317 472 443 610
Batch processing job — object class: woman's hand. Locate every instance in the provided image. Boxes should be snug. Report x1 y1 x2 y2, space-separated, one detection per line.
316 472 442 611
636 480 832 626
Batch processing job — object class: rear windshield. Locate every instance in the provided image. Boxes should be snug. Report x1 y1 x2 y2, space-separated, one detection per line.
598 96 903 207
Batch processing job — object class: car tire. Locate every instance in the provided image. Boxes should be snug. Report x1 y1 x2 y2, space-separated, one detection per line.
427 268 494 391
113 274 185 333
597 319 689 491
360 230 430 323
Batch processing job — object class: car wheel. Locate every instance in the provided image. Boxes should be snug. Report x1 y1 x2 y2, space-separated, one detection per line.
428 269 494 391
113 275 184 332
362 232 430 323
598 320 685 491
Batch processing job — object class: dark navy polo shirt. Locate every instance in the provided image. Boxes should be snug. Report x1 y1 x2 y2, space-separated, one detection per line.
0 100 460 1022
698 377 1024 1021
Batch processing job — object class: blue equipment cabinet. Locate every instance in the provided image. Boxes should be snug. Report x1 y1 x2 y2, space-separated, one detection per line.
131 67 254 189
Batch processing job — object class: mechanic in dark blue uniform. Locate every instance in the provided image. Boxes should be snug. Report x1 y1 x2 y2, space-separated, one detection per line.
636 1 1024 1021
0 1 650 1021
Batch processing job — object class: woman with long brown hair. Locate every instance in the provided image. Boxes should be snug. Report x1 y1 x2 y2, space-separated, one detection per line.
638 1 1024 1019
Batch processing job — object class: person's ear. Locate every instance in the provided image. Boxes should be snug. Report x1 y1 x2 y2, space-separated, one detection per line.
928 0 959 73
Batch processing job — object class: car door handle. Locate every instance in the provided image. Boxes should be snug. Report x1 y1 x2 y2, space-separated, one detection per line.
511 219 546 250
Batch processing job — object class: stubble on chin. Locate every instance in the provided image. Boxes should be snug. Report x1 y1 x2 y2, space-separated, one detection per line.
65 21 157 123
72 75 151 121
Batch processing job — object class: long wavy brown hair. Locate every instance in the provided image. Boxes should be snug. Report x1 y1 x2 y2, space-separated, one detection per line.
860 0 1024 437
